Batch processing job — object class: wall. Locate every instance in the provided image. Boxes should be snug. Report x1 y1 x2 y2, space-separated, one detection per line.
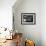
13 0 41 46
41 0 46 46
0 0 16 30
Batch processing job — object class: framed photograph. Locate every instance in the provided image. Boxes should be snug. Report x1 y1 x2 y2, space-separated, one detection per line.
21 13 36 25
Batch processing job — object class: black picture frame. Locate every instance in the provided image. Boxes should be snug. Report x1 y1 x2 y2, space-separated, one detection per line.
21 13 36 25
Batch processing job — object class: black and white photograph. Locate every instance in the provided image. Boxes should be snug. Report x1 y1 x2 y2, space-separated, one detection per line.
21 13 36 25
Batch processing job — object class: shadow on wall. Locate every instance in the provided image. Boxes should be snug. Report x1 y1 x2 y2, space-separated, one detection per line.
12 0 24 9
12 0 24 33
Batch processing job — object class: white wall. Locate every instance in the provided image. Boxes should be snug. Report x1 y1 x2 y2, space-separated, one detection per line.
13 0 41 46
13 0 46 46
0 0 16 30
41 0 46 46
